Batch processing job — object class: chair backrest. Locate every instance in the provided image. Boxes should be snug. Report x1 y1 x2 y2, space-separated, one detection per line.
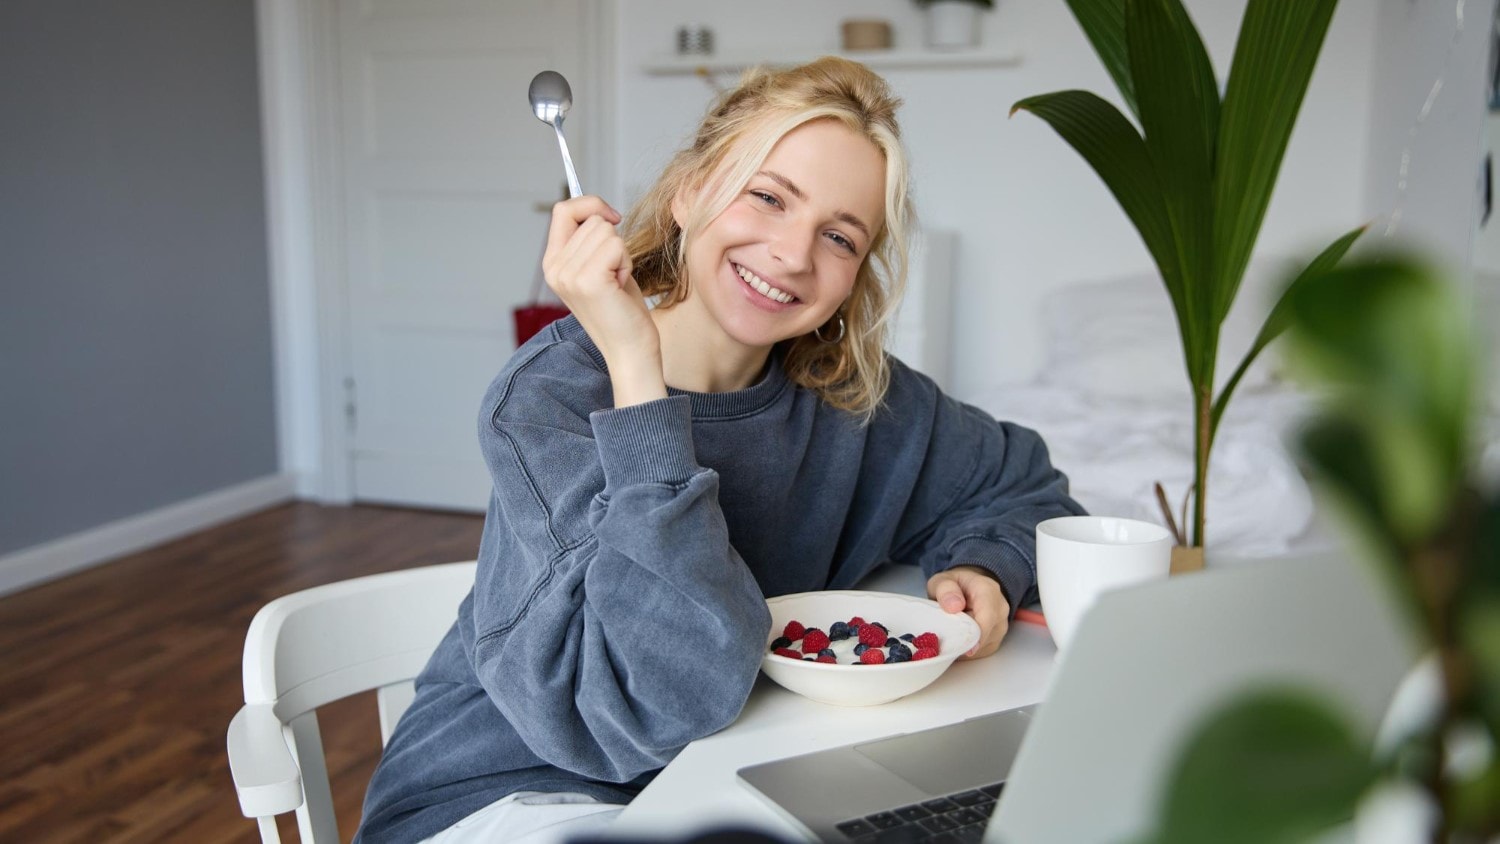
239 560 476 843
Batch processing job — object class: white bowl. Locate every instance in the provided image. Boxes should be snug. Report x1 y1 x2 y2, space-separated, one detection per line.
761 590 981 707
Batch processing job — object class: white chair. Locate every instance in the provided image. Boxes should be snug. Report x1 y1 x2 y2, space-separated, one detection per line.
226 560 477 843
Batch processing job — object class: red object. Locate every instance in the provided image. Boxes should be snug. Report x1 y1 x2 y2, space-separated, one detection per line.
782 620 806 641
1014 609 1048 628
513 304 571 347
912 647 939 661
815 654 837 663
773 648 802 660
913 632 940 651
859 649 886 665
848 616 866 626
801 629 830 654
858 624 887 648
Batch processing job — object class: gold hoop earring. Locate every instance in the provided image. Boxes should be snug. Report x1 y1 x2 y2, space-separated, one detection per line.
815 313 846 344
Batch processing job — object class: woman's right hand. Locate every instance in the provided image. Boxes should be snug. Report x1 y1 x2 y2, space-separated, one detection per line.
542 196 666 406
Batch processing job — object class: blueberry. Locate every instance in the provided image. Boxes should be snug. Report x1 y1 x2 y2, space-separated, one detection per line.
888 644 912 664
884 637 900 648
819 648 836 659
854 643 869 656
770 636 792 650
829 621 850 639
899 633 916 643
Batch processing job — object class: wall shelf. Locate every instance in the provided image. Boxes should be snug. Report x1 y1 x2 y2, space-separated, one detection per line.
642 49 1022 76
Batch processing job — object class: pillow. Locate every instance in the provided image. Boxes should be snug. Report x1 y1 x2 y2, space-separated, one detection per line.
1040 261 1290 399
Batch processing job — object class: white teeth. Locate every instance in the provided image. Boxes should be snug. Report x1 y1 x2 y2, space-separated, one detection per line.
735 264 794 303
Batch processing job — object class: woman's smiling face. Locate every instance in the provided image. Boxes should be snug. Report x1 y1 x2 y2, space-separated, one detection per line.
672 118 888 352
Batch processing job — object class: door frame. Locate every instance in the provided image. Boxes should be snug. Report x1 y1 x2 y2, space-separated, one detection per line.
254 0 616 502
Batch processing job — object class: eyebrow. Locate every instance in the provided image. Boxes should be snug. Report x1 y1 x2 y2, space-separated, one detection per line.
757 170 872 242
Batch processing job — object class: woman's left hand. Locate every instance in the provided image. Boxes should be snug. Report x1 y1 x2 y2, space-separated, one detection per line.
926 565 1010 660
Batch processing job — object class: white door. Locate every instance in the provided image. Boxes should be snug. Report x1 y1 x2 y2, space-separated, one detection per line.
337 0 590 510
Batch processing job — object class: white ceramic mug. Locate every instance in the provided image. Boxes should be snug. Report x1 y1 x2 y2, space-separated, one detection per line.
1036 516 1173 652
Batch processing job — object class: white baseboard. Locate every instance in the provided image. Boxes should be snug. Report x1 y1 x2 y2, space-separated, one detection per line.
0 473 298 598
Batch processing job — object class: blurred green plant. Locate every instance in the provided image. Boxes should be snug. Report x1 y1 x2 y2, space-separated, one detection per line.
1011 0 1364 551
1141 254 1500 843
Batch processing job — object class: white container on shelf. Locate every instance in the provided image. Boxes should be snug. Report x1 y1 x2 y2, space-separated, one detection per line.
925 0 982 50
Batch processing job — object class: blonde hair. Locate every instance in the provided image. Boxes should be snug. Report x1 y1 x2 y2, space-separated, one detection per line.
622 56 913 421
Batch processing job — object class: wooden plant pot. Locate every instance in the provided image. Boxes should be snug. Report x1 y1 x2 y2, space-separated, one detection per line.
1170 545 1205 575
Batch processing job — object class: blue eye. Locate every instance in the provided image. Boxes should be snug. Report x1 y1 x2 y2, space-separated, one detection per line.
826 232 856 254
750 190 781 208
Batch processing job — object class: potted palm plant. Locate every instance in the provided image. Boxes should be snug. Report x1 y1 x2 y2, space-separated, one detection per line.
1011 0 1364 570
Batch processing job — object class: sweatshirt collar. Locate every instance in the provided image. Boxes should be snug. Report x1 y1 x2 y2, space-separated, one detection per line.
555 316 790 419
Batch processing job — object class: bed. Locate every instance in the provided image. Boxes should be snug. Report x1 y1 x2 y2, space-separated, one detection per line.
897 247 1332 560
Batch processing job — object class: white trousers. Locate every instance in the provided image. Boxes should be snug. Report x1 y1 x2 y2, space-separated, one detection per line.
417 791 625 844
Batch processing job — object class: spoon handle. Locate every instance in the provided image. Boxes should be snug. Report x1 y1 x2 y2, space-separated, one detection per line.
552 122 582 198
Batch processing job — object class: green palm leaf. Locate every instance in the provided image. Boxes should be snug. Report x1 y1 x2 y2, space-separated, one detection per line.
1126 0 1220 385
1212 0 1339 323
1011 91 1185 323
1062 0 1138 119
1210 224 1365 431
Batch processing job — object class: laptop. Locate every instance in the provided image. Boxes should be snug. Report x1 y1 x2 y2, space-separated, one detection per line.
736 551 1415 843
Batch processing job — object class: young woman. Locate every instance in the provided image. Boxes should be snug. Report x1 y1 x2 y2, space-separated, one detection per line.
355 57 1084 844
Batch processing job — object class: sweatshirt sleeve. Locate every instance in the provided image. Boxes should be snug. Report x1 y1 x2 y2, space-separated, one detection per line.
888 374 1087 616
463 343 772 784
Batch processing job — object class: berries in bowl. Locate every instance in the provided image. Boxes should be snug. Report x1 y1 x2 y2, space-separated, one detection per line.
761 590 981 706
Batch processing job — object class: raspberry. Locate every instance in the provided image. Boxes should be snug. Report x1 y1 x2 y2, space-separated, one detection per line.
873 622 889 633
858 623 887 648
848 616 866 626
860 648 886 665
801 629 830 653
773 648 803 660
913 647 939 661
815 654 837 663
914 632 940 651
783 620 806 641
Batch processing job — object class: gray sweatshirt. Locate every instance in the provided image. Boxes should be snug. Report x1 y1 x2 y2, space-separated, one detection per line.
355 316 1083 842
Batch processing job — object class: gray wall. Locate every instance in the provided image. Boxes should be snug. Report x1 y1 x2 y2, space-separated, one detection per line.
1362 0 1494 276
0 0 278 555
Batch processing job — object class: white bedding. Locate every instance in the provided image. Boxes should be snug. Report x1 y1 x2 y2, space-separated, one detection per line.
966 267 1328 559
950 266 1500 560
973 381 1322 558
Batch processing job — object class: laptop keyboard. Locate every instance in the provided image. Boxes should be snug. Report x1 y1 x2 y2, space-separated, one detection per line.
833 781 1004 843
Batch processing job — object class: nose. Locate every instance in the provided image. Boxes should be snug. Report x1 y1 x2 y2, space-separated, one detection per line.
768 221 815 275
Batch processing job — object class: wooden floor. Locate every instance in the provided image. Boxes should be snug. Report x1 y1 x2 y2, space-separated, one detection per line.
0 502 485 843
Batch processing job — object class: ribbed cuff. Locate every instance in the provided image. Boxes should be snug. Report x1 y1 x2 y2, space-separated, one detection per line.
590 396 700 491
946 536 1034 620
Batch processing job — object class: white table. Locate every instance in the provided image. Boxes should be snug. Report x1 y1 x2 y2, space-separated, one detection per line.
608 566 1059 840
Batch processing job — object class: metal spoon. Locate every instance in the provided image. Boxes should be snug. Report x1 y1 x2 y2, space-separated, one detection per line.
528 70 582 198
